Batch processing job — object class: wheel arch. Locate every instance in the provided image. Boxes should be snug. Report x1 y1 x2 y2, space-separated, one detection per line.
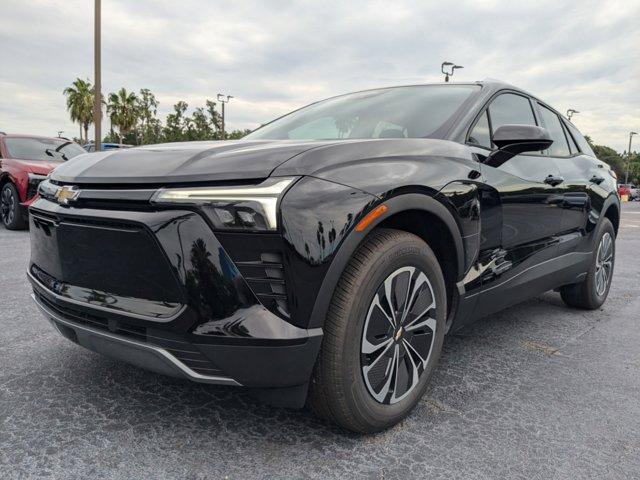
307 193 465 329
602 200 620 236
0 172 12 189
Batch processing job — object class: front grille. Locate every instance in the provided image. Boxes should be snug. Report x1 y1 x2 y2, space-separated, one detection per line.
36 292 223 376
236 252 290 318
30 208 183 305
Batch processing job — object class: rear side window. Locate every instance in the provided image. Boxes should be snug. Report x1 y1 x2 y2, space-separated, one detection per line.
538 104 571 157
489 93 537 130
565 121 596 157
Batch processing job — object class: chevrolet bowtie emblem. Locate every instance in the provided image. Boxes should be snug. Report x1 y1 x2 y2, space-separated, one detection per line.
54 185 80 205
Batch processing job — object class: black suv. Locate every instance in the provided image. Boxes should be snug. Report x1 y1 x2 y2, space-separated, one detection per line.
29 80 618 432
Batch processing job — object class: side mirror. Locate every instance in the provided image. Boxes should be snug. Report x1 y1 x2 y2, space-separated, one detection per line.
484 124 553 167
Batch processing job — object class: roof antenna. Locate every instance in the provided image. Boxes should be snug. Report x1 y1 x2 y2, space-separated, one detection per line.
441 61 463 82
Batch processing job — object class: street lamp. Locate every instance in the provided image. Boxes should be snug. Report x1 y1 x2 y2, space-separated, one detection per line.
93 0 101 151
566 109 579 121
57 131 64 138
441 61 463 82
217 93 233 140
625 131 638 184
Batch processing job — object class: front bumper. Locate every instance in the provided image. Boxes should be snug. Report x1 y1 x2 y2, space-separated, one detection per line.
33 292 240 386
28 197 323 390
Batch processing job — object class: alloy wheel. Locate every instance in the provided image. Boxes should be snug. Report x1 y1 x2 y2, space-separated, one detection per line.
361 266 437 404
595 232 613 296
0 187 15 226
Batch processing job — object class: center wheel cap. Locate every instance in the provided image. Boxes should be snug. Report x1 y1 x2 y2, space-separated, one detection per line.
394 327 404 342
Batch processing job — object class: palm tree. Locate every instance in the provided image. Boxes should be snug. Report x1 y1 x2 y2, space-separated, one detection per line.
107 88 139 145
63 78 94 144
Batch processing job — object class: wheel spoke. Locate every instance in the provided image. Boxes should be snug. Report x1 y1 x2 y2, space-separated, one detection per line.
400 271 427 323
362 336 393 355
383 276 398 328
405 315 437 333
364 343 398 403
370 293 395 330
403 338 429 366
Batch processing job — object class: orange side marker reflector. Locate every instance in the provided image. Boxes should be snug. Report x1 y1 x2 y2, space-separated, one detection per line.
355 205 388 232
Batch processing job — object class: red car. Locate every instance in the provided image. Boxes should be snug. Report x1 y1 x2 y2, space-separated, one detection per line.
618 184 631 198
0 134 86 229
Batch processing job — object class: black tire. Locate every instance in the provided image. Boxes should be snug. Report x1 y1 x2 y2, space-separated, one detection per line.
1 183 27 230
308 228 446 433
560 218 615 309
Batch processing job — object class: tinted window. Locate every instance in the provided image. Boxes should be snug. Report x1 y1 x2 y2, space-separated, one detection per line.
245 85 479 140
468 111 491 149
565 121 596 157
4 137 86 161
562 122 578 154
538 104 570 157
488 93 537 132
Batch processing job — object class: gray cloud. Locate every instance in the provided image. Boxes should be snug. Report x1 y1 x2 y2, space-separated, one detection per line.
1 0 638 151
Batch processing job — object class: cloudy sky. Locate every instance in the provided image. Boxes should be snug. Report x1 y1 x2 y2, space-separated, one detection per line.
1 0 638 151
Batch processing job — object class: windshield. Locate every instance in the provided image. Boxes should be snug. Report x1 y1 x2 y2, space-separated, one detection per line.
4 137 86 161
245 85 479 141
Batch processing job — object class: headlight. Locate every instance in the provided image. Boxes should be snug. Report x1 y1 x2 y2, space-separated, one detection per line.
150 177 298 231
28 173 48 182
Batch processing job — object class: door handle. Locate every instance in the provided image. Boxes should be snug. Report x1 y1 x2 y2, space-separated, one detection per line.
544 174 564 186
590 175 605 185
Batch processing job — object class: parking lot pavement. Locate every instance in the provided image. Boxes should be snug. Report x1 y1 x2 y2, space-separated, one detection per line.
1 204 639 480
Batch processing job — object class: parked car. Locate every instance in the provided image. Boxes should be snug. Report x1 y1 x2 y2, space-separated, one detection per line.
29 80 619 432
0 134 85 229
617 183 638 200
83 142 133 152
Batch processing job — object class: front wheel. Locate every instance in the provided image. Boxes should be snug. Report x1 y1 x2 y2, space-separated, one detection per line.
308 229 446 433
1 183 27 230
560 218 615 309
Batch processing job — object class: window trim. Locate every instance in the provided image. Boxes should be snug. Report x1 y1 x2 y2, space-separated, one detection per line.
562 118 595 158
534 102 576 159
465 89 546 157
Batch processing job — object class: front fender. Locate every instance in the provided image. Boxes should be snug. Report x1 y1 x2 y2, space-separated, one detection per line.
280 175 467 330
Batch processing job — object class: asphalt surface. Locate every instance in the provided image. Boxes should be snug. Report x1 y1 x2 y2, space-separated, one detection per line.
1 203 639 480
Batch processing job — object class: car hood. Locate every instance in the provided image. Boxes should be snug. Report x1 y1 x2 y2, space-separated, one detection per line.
8 159 62 175
49 140 339 184
48 138 472 186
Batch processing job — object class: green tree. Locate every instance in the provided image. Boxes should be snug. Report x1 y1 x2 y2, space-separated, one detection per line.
137 88 162 144
107 88 139 145
586 136 626 180
227 128 252 139
63 78 95 144
162 101 189 142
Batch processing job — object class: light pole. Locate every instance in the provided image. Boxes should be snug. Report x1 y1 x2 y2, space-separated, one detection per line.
57 131 64 138
566 109 579 121
441 61 463 82
625 131 638 184
93 0 101 151
217 93 233 140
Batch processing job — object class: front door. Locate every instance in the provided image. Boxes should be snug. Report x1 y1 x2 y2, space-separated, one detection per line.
467 92 565 316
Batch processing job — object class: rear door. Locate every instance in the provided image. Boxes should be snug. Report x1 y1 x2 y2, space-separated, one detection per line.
536 103 590 250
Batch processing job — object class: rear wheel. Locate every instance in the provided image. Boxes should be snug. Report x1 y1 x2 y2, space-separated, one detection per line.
308 229 446 433
0 183 27 230
560 218 615 309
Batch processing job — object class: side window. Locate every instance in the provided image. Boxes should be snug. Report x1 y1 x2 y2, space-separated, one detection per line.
562 122 579 154
565 121 596 157
537 104 570 157
488 93 537 132
468 111 491 149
